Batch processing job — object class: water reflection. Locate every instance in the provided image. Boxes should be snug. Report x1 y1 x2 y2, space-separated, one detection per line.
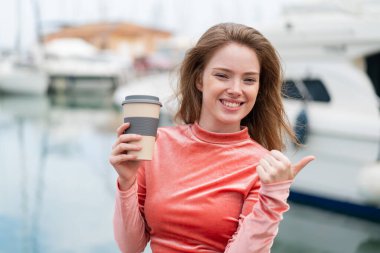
0 93 121 253
356 238 380 253
0 93 379 253
273 204 380 253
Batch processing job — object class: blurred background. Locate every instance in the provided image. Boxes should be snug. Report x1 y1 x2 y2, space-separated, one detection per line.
1 0 380 252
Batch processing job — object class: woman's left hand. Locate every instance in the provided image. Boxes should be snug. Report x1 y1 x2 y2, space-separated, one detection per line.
256 150 315 184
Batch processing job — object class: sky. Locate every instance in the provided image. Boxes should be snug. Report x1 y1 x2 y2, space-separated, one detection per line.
0 0 296 51
2 0 377 52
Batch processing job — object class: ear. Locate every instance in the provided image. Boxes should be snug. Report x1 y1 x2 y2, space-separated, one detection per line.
196 77 203 92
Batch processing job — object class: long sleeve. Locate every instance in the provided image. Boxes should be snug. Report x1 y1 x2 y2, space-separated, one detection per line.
114 164 150 253
224 180 292 253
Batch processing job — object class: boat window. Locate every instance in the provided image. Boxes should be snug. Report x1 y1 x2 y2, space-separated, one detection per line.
303 79 331 102
366 52 380 99
282 80 304 100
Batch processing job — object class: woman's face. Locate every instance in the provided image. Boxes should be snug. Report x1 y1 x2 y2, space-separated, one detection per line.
196 42 260 133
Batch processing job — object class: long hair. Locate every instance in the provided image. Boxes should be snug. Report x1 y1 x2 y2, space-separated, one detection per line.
174 23 297 150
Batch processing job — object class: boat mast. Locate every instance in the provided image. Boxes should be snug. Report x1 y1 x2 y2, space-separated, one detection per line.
30 0 43 45
15 0 21 53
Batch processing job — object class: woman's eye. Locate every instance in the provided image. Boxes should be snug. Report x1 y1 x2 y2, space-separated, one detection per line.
215 73 228 79
244 78 256 84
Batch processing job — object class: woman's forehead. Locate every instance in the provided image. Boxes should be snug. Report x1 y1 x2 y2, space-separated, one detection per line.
205 43 261 73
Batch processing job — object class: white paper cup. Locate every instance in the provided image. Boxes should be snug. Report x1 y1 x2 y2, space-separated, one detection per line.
122 95 162 160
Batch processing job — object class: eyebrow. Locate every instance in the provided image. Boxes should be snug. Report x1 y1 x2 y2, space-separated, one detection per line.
212 67 260 76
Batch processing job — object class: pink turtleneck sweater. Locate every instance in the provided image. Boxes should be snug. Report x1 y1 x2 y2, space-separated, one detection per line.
114 123 292 253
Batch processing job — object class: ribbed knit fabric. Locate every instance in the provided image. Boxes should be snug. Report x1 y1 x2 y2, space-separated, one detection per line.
114 123 292 253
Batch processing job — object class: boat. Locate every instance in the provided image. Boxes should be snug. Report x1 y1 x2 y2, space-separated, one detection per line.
265 1 380 222
0 54 49 95
0 0 48 95
43 38 132 92
281 60 380 222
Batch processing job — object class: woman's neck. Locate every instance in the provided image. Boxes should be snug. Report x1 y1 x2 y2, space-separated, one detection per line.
197 120 241 133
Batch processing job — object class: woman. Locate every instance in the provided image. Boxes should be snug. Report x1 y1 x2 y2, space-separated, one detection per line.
110 23 315 253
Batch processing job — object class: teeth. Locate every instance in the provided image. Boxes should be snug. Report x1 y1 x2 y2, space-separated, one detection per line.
222 100 240 108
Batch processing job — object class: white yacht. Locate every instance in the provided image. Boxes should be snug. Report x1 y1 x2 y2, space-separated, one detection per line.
43 38 131 92
0 0 48 95
0 54 48 95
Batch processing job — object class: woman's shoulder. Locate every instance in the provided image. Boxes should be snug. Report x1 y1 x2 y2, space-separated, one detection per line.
246 138 270 157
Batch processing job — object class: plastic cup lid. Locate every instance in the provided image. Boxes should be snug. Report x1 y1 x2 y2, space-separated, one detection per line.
122 95 162 106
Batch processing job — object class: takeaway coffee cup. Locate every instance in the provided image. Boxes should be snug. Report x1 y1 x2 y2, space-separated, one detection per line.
122 95 162 160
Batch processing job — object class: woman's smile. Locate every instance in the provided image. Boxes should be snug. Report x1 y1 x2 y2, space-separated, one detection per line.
219 99 245 110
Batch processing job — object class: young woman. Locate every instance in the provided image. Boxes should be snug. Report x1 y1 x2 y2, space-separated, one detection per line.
110 23 315 253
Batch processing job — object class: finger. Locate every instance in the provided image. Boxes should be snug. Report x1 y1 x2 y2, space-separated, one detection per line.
292 155 316 176
116 122 130 137
259 158 272 172
111 143 142 155
270 150 291 167
263 154 282 169
259 158 280 179
112 143 142 155
256 165 271 184
109 154 138 164
119 133 142 143
112 134 142 149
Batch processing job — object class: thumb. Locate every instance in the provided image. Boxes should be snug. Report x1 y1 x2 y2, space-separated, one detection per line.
292 155 315 176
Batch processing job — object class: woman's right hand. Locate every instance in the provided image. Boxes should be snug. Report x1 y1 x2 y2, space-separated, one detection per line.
109 122 142 191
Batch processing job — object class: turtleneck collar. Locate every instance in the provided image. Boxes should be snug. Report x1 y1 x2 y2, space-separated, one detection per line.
189 122 250 144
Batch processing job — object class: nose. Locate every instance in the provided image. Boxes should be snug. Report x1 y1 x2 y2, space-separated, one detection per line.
227 79 243 97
